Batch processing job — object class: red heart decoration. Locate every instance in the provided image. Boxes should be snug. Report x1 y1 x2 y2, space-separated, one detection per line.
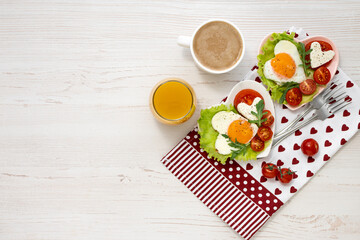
328 114 335 119
275 188 282 195
282 105 288 109
255 76 261 83
281 117 288 123
260 176 267 183
346 80 354 88
341 138 347 145
295 130 302 136
292 158 299 165
326 126 333 133
261 161 266 168
308 156 315 163
277 159 284 167
290 186 297 193
324 140 332 147
278 145 285 152
330 84 337 90
345 96 352 102
323 154 330 161
293 172 298 179
310 127 318 134
358 122 360 129
299 117 304 122
251 65 259 71
293 143 301 150
307 170 314 177
335 70 339 75
246 163 253 170
343 110 350 117
342 124 349 131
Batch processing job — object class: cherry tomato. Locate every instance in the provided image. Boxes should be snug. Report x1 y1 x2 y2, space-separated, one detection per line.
277 167 295 184
300 79 317 95
301 138 319 156
257 126 273 142
262 163 278 178
305 41 333 67
234 89 263 106
261 110 274 127
250 136 264 152
314 67 331 85
285 88 302 106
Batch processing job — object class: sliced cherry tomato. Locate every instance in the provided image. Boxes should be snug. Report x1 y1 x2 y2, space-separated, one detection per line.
305 41 333 67
262 163 278 178
234 89 263 106
261 110 274 127
285 88 302 106
277 168 295 184
257 126 273 142
314 67 331 85
250 136 264 152
300 79 317 95
301 138 319 156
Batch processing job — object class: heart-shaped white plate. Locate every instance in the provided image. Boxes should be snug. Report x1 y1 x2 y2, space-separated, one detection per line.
223 80 275 159
258 34 339 111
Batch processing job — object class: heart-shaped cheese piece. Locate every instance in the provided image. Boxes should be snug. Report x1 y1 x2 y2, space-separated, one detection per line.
237 97 262 121
310 42 335 68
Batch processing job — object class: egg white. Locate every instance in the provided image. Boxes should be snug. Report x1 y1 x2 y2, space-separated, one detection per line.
211 111 258 155
263 40 306 85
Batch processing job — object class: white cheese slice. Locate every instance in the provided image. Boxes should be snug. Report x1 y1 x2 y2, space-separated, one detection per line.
215 134 236 155
237 97 262 121
310 42 335 68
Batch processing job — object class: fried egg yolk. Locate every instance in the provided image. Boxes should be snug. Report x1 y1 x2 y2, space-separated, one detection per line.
270 53 296 79
227 119 253 144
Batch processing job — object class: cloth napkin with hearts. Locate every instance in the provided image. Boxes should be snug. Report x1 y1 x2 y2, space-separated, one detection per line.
161 27 360 240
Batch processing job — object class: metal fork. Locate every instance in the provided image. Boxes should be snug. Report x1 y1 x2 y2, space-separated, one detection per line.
275 78 344 139
272 96 352 148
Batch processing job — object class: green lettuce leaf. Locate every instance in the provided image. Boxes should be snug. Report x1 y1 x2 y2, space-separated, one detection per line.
198 104 270 164
257 32 318 105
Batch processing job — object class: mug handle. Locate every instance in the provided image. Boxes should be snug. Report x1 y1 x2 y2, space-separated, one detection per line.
177 36 192 48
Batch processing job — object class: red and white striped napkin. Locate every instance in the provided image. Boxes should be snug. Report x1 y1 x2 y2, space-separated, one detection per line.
161 27 360 240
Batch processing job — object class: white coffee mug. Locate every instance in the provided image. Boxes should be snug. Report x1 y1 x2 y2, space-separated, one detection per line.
177 19 245 74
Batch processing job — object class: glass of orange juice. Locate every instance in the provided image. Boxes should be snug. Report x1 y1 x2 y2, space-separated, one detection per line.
150 78 196 125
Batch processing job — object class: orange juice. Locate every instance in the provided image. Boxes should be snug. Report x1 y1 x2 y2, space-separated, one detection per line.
150 78 196 124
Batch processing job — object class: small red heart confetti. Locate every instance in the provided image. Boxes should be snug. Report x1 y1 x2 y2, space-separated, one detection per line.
292 158 299 165
293 172 298 179
293 143 300 150
324 140 332 147
307 170 314 177
358 122 360 129
342 124 349 131
290 186 297 193
346 80 354 88
294 33 299 38
282 105 288 109
328 114 335 119
261 161 266 168
278 145 285 152
306 33 309 36
295 130 302 136
275 188 282 195
308 156 315 163
330 84 337 90
310 127 318 134
251 65 259 71
246 163 253 170
299 117 304 122
281 117 288 123
335 70 339 75
326 126 333 133
343 110 350 117
341 138 347 145
221 97 228 102
255 76 262 83
260 176 267 183
277 160 284 166
323 154 330 161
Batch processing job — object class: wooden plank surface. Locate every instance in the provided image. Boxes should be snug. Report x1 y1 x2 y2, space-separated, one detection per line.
0 0 359 239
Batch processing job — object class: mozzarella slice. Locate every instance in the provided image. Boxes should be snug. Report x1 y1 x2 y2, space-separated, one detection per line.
237 97 262 121
211 111 244 134
310 42 335 68
215 134 236 155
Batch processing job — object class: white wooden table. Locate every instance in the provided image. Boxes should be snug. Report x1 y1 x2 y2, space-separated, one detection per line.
1 1 359 239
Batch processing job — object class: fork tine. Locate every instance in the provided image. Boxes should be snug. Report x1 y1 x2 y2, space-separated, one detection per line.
323 83 344 100
330 100 352 114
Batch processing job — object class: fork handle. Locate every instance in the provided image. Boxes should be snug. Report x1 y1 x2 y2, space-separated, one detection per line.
272 114 318 148
275 105 312 138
